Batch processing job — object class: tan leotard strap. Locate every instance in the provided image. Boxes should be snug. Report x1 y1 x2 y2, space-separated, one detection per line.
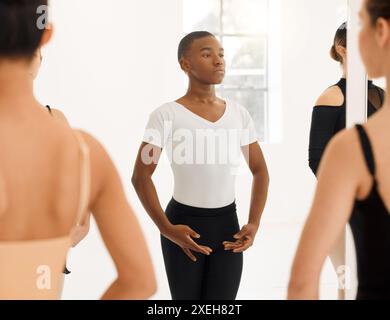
44 106 91 227
72 131 91 227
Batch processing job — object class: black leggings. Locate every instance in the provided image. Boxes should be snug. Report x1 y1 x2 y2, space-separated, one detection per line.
161 198 243 300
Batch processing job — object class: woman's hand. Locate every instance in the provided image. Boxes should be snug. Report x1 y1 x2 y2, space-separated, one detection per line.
163 224 213 262
223 223 258 253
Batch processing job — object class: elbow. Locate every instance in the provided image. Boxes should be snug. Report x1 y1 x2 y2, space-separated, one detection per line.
118 261 158 300
143 276 158 299
287 273 319 300
121 273 158 300
132 276 157 300
137 269 158 299
131 172 142 191
132 170 153 194
287 279 306 300
264 170 270 187
131 175 137 189
254 168 270 187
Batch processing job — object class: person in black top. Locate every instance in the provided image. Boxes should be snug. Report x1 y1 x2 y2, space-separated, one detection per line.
289 0 390 300
309 22 385 176
308 22 385 300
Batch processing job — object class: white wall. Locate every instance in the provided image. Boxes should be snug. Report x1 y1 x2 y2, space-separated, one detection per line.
35 0 347 300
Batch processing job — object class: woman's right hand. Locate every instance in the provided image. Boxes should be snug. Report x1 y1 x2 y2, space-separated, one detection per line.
163 225 213 262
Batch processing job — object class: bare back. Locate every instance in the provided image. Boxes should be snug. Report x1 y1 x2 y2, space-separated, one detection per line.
0 104 85 241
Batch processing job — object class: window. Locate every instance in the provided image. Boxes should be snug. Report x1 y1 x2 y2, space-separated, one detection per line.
183 0 271 141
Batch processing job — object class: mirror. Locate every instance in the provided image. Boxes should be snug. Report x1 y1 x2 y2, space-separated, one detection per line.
28 0 385 300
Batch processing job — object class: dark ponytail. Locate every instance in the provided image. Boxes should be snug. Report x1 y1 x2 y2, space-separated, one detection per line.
330 45 342 63
0 0 48 59
330 22 347 64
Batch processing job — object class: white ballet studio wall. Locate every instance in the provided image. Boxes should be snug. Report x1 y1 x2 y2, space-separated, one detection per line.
35 0 346 299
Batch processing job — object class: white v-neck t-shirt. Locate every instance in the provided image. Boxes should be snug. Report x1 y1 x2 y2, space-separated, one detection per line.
143 100 258 209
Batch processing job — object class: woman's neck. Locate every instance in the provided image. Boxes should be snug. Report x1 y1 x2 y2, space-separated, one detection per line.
0 60 35 110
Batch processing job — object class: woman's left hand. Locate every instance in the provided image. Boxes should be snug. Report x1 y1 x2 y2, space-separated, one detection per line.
223 224 258 253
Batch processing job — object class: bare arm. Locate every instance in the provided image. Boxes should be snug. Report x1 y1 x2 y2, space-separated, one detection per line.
80 132 157 300
224 142 270 252
245 142 270 227
131 143 171 234
288 130 360 299
131 142 212 262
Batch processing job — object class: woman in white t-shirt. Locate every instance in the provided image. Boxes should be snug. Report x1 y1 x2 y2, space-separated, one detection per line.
132 31 270 300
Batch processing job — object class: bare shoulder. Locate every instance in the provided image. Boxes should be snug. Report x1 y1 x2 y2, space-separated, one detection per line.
76 130 118 176
77 130 99 146
322 127 361 169
76 130 110 161
315 86 344 107
49 107 70 126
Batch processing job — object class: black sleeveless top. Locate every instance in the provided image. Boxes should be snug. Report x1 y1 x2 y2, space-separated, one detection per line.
353 125 390 300
309 78 385 175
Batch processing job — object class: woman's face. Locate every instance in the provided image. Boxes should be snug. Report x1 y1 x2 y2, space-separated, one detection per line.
30 49 42 80
181 36 226 85
359 0 390 78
